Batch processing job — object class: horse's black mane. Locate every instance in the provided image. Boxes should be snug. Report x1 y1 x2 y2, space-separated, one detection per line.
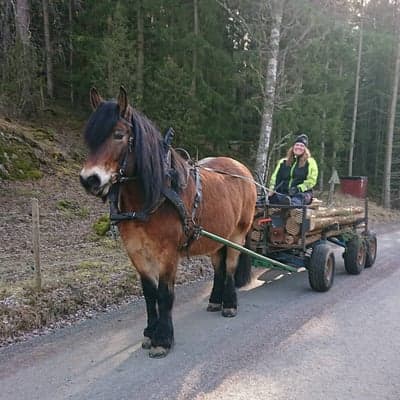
84 101 188 213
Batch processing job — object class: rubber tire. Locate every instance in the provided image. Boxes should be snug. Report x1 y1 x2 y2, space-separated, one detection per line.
308 243 335 292
365 232 377 268
344 238 366 275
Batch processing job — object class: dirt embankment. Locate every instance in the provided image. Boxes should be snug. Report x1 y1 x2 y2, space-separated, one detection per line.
0 116 213 346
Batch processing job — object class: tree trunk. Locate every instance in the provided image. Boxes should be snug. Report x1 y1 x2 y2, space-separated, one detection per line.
375 95 385 185
319 58 330 191
383 30 400 209
254 0 284 183
348 0 364 176
68 0 74 105
15 0 30 47
190 0 199 96
42 0 54 98
14 0 34 113
136 0 144 105
106 14 112 95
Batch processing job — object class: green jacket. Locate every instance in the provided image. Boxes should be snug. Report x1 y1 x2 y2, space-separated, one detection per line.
269 156 318 194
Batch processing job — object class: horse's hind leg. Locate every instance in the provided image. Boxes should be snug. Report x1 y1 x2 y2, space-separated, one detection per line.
222 245 244 317
207 247 227 312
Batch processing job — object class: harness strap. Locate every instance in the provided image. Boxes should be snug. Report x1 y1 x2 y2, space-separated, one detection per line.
183 166 203 251
191 166 202 225
109 184 149 223
161 187 192 235
161 166 203 250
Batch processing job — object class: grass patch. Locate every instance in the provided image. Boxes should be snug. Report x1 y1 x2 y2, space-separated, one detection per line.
56 199 89 218
0 133 42 180
78 260 103 269
93 214 111 236
33 128 55 142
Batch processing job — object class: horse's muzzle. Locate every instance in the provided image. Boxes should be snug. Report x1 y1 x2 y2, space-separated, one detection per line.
80 173 102 196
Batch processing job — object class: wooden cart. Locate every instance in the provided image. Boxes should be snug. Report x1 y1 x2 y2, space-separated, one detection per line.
200 195 377 292
247 196 377 292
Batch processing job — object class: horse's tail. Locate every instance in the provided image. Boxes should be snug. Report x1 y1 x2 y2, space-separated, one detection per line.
234 234 252 288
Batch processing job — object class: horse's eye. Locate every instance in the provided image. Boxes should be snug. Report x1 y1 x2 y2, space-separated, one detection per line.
113 131 124 140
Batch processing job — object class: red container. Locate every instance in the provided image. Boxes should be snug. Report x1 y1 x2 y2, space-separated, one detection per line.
340 176 368 198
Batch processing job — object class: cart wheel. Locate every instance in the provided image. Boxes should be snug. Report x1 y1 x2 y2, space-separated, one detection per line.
344 237 366 275
365 232 377 268
308 243 335 292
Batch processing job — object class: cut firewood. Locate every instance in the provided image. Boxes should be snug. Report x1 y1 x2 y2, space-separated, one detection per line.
289 208 310 223
308 198 323 209
250 229 263 242
290 206 364 224
284 234 298 245
309 213 364 231
286 212 364 237
313 206 363 218
285 217 301 235
304 222 366 239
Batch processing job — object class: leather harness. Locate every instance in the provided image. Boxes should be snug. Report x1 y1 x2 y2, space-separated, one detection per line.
108 121 202 249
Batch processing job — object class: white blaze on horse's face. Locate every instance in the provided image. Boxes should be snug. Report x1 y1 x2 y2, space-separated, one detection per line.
80 164 114 197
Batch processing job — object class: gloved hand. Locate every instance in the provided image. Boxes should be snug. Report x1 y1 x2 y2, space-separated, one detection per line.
289 186 300 196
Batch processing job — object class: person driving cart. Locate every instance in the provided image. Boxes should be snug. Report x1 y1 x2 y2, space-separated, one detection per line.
268 133 318 206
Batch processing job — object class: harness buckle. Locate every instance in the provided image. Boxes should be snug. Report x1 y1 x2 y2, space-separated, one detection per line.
128 136 134 153
110 223 119 240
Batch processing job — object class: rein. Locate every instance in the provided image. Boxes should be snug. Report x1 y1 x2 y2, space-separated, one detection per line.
197 165 271 192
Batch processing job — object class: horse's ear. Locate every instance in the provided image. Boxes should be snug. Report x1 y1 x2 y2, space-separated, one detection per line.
118 86 129 117
90 87 103 110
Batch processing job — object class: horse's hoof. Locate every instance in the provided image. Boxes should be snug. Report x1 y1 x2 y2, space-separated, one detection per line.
207 302 222 312
222 308 237 317
149 346 170 358
142 336 152 349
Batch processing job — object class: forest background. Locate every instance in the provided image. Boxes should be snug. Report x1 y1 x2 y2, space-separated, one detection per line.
1 0 400 208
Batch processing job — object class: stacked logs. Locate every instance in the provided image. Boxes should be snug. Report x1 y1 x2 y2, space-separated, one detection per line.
284 205 364 246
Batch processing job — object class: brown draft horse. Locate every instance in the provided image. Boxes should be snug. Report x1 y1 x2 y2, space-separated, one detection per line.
80 87 257 358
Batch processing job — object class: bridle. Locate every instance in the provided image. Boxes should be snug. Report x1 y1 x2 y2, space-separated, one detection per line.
108 116 151 222
112 116 136 185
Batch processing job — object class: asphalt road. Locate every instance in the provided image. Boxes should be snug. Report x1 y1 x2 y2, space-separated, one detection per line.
1 224 399 400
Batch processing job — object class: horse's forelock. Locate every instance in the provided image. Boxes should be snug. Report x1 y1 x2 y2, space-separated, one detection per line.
84 101 120 150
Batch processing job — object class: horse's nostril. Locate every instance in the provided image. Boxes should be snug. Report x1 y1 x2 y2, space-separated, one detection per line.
80 174 101 191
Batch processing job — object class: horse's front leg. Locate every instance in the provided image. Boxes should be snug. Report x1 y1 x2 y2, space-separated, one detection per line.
140 276 158 350
149 270 176 358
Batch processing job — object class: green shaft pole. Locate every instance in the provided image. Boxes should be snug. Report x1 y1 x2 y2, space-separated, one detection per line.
200 229 298 273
